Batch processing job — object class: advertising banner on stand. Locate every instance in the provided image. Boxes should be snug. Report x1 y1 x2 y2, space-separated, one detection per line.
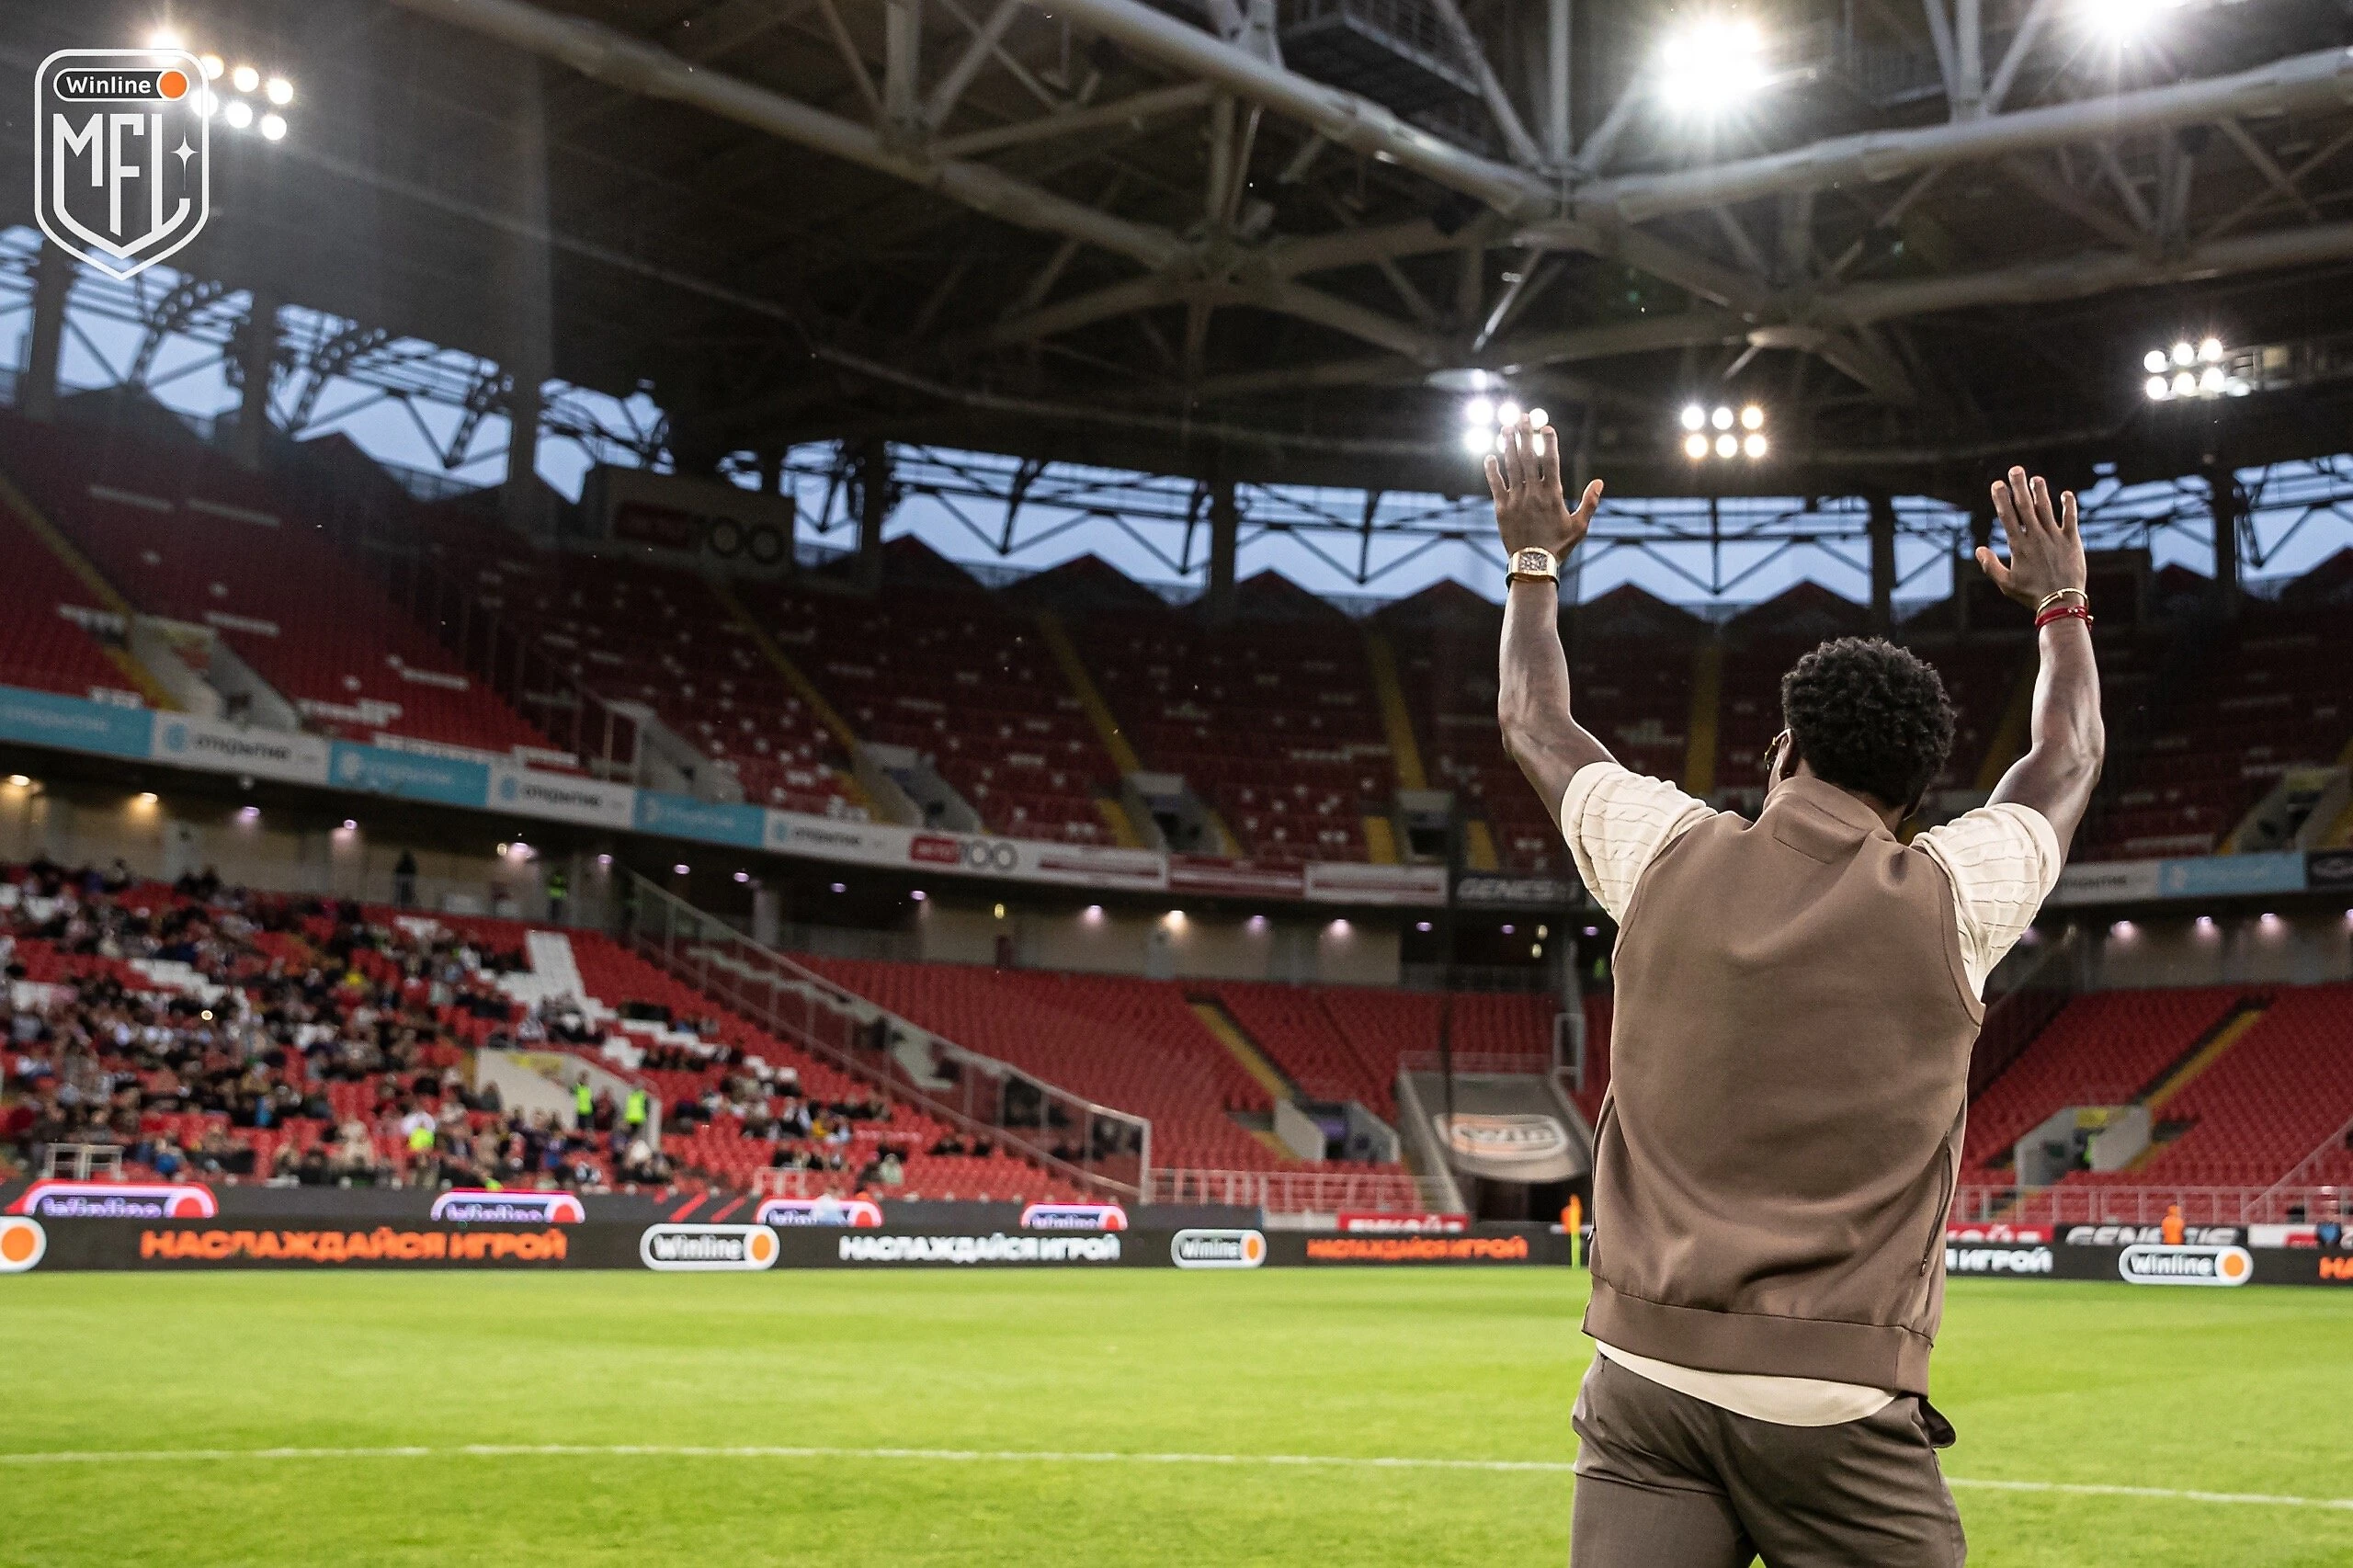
152 714 331 785
1303 861 1449 907
489 765 635 829
330 742 491 806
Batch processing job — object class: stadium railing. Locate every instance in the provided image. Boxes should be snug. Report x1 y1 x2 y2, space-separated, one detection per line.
1145 1167 1432 1213
1955 1185 2348 1228
2263 1110 2353 1197
619 871 1152 1199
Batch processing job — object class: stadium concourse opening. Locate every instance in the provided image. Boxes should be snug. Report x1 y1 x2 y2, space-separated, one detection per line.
6 0 2353 1562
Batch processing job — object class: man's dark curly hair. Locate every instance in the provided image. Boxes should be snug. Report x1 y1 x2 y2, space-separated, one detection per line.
1779 637 1957 813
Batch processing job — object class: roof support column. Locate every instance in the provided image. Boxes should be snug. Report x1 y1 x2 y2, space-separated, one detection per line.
2206 458 2242 620
1868 490 1898 633
1545 0 1571 166
230 289 281 472
503 360 546 531
19 246 72 424
852 437 894 593
1206 477 1239 625
1959 497 1995 634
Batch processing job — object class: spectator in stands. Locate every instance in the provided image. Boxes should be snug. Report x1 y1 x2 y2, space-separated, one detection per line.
296 1144 332 1187
392 851 418 909
2162 1204 2187 1245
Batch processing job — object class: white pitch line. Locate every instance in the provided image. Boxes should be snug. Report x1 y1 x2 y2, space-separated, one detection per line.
0 1445 2346 1511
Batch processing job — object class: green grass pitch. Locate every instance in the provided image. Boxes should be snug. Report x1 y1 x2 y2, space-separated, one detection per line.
2 1268 2348 1566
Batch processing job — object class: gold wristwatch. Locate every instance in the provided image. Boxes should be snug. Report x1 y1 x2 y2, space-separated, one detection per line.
1506 547 1561 586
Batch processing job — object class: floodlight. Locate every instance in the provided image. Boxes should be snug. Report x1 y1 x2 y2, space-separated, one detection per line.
1684 433 1710 460
1462 426 1494 456
1715 433 1738 458
2225 378 2251 397
1711 405 1733 430
148 28 183 50
199 53 223 79
2080 0 2188 43
259 112 286 142
2199 365 2224 393
2171 341 2195 367
2145 375 2170 401
1680 403 1706 431
1658 17 1768 116
1743 433 1768 459
2143 349 2167 374
1464 395 1494 426
1740 404 1764 431
231 62 259 92
1525 407 1548 429
223 98 252 129
1496 400 1523 426
2171 370 2196 397
266 76 293 106
195 87 217 117
2198 336 2223 363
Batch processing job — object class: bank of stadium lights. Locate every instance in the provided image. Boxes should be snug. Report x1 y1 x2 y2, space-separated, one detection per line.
1679 402 1768 460
2078 0 2198 44
1460 396 1551 456
149 29 293 142
1658 16 1769 117
2143 337 2248 402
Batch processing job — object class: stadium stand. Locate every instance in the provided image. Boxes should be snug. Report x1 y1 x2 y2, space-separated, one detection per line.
0 868 1074 1203
2084 594 2352 858
415 528 860 814
1385 583 1699 872
0 480 146 708
804 957 1317 1172
736 540 1124 842
2083 984 2353 1188
0 414 569 767
1959 987 2246 1175
1063 577 1396 867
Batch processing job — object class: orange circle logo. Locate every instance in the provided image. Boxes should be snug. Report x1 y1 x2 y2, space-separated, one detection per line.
747 1231 776 1264
2219 1251 2250 1281
1243 1233 1265 1263
157 70 188 99
0 1218 45 1271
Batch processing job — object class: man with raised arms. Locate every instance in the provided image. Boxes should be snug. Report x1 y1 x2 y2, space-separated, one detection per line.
1488 415 2104 1566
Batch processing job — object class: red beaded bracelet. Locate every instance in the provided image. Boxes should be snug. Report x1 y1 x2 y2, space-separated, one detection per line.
2034 603 2094 630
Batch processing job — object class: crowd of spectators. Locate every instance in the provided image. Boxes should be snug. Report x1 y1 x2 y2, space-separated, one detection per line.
0 858 1077 1206
0 860 655 1193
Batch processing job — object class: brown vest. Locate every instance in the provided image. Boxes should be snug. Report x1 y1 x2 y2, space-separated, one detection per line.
1583 776 1984 1394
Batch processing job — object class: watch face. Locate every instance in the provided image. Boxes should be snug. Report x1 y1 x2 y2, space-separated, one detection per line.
1515 550 1553 574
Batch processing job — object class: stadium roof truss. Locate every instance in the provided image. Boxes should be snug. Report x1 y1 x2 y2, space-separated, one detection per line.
6 0 2353 597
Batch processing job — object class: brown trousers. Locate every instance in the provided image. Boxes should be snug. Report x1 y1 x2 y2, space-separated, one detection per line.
1569 1354 1967 1568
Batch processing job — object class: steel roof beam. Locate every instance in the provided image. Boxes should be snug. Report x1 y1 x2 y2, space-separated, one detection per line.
1565 45 2353 227
1817 215 2353 324
384 0 1187 272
